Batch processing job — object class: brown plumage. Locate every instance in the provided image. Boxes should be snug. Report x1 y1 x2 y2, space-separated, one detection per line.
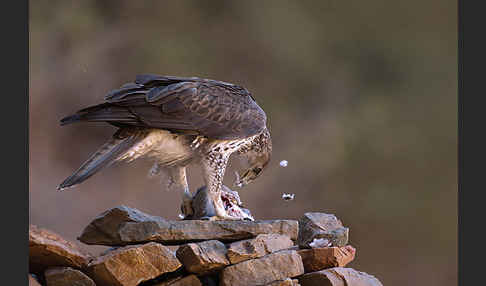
58 74 272 220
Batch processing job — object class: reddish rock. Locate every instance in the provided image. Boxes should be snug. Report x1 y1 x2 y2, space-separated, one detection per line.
298 267 383 286
220 250 304 286
298 245 356 272
198 275 219 286
226 238 265 264
176 240 229 275
87 242 181 286
297 213 349 248
153 274 202 286
79 206 298 246
266 278 301 285
29 225 91 274
227 234 294 264
45 267 95 286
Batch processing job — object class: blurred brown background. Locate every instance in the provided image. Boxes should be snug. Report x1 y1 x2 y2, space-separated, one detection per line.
29 1 457 285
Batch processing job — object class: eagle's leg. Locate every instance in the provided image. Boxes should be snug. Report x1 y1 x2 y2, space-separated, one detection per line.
165 166 194 219
201 153 239 220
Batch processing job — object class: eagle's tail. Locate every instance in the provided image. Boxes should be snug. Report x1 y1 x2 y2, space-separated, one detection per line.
57 130 143 191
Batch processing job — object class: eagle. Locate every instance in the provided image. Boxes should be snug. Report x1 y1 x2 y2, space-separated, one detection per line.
57 74 272 220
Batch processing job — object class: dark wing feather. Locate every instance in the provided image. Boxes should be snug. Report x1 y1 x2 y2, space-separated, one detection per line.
62 75 267 140
134 74 200 86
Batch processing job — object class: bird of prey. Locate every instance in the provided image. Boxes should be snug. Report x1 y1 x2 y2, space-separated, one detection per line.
58 74 272 220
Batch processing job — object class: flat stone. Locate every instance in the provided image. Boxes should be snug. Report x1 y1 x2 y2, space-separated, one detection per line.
87 242 181 286
220 250 304 286
29 225 91 274
266 278 301 285
297 213 349 248
297 245 356 272
152 274 202 286
45 267 95 286
298 267 383 286
227 234 294 264
77 206 160 246
79 206 298 246
176 240 229 275
29 274 42 286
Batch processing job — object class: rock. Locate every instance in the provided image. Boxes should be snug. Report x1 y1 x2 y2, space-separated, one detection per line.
259 234 295 253
298 267 383 286
227 234 294 264
77 206 159 246
29 225 91 274
285 246 301 251
176 240 229 275
152 274 202 286
297 213 349 248
266 278 300 285
198 275 219 286
227 239 267 264
29 274 42 286
45 267 95 286
297 245 356 272
87 242 181 286
79 206 298 246
220 250 304 286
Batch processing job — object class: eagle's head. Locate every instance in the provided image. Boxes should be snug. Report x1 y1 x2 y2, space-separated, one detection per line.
234 127 272 187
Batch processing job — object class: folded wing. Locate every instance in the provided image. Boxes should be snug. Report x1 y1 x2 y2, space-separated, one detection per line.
61 75 267 140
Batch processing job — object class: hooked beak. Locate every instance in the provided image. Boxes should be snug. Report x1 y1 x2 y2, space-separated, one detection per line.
233 152 270 188
234 127 272 188
234 166 263 188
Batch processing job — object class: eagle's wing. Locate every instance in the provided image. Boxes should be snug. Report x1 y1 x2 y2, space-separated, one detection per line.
61 75 267 140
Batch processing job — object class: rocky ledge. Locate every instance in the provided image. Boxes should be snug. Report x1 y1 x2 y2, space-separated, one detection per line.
78 206 298 246
29 206 383 286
